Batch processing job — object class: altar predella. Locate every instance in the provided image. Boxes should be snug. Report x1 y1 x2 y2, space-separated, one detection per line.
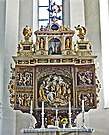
8 2 101 129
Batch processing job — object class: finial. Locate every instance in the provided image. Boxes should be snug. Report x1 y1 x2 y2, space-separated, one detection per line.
23 25 32 40
75 25 87 39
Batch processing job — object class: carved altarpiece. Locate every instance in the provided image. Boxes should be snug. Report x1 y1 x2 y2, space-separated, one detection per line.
8 24 101 129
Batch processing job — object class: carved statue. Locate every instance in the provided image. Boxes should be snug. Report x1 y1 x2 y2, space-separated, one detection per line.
56 83 61 98
23 25 32 38
39 84 48 102
65 37 71 49
39 37 45 49
75 25 86 39
61 83 66 99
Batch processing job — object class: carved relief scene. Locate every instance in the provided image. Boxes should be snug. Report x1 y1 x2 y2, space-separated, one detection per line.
76 65 95 86
36 66 73 107
12 66 34 109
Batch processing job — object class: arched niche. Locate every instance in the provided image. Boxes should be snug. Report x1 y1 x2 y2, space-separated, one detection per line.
48 38 61 55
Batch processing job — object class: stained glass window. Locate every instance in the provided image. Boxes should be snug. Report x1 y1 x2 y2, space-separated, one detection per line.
38 0 63 29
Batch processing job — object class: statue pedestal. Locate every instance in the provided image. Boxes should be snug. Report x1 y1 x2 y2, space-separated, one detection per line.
21 127 94 135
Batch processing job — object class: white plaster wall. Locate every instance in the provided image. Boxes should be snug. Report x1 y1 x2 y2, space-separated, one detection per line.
70 0 85 42
1 0 19 135
0 1 6 135
100 0 109 108
63 0 70 26
33 0 38 43
78 1 109 135
19 0 33 40
70 0 85 29
0 0 5 103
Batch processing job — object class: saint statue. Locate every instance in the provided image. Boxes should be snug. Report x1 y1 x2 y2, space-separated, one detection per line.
39 37 45 49
39 84 47 102
65 37 71 49
61 83 66 99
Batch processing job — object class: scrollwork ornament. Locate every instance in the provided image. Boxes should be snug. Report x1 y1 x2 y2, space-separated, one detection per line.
8 64 15 108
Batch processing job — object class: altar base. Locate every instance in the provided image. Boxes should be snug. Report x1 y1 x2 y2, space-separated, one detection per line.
21 127 94 135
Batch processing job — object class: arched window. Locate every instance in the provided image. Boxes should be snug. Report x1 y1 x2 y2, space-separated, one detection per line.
38 0 63 28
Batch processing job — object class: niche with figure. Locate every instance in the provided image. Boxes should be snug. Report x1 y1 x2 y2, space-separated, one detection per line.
65 37 72 49
48 38 61 55
39 37 45 50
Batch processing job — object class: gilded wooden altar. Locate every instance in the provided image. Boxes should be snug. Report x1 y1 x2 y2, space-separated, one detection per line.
8 23 101 129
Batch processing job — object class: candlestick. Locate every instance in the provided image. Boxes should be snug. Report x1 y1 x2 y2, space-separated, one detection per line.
69 101 71 115
56 106 58 121
82 99 84 112
68 101 72 128
53 106 59 127
41 101 45 128
30 100 33 114
81 98 87 128
55 106 59 127
42 101 44 114
29 100 33 129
